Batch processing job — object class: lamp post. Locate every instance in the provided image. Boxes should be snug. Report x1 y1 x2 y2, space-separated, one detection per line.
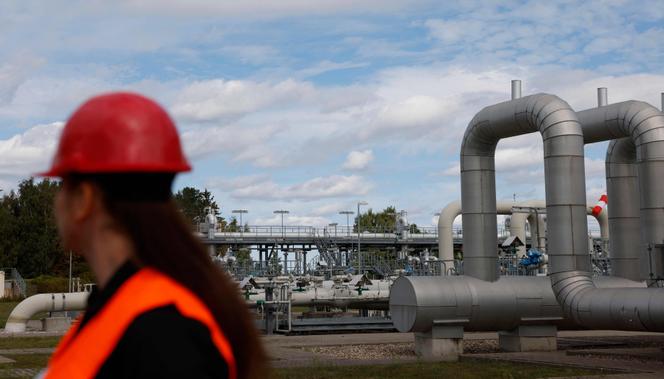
273 210 289 239
339 210 354 237
328 222 338 237
232 209 248 236
357 201 368 274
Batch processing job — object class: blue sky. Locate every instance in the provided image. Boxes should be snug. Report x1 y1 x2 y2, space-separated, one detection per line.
0 0 663 228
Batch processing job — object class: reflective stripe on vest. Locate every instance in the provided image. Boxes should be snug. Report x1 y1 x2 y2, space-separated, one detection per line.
44 268 237 379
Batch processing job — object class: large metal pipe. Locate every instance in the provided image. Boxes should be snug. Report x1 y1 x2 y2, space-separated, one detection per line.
461 94 586 281
4 292 89 333
579 101 664 281
390 275 643 332
437 200 535 261
438 200 462 262
527 213 547 251
439 176 609 266
605 138 640 281
392 92 661 335
549 101 664 331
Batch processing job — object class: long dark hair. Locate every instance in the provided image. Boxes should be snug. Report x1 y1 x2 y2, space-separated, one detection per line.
70 173 264 379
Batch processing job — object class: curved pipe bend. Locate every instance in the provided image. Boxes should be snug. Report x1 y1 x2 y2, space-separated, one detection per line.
460 94 587 282
550 101 664 331
4 292 89 333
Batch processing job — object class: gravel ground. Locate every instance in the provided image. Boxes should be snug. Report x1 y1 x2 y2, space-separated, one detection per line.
463 339 499 354
306 343 416 360
304 339 500 360
302 336 664 361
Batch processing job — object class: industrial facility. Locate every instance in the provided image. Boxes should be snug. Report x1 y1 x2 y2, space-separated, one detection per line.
4 81 664 365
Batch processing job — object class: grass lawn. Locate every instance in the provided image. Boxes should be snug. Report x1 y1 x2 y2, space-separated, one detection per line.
0 357 610 379
0 354 50 369
0 337 61 350
272 359 610 379
0 302 19 329
0 334 615 379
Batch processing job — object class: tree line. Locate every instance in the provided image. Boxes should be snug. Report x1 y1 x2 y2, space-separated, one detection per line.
0 178 419 279
0 180 236 279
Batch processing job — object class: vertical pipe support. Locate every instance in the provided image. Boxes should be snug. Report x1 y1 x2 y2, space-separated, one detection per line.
597 88 608 107
511 80 522 100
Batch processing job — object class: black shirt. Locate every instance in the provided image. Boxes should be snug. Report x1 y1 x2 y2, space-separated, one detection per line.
79 262 229 379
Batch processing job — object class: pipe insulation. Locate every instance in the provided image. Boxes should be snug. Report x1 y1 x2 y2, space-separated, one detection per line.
4 292 89 333
579 101 664 280
390 275 643 332
460 94 587 281
605 138 641 281
549 101 664 331
438 199 608 262
438 200 538 261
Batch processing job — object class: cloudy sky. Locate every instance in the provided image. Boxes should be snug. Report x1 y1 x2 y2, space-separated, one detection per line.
1 0 662 229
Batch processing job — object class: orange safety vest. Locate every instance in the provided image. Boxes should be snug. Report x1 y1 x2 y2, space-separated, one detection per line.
43 268 237 379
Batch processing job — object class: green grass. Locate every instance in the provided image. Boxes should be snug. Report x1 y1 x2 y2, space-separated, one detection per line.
0 354 50 369
0 302 19 329
0 352 613 379
0 335 614 379
0 336 61 350
271 359 610 379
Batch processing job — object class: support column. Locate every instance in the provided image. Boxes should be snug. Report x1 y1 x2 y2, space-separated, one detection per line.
499 325 557 352
264 285 274 335
283 250 288 275
414 325 464 361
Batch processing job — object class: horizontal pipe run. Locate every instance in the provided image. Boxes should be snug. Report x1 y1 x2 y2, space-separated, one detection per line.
390 275 643 333
4 292 89 333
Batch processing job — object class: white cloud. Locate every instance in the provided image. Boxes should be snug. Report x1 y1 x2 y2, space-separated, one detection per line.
342 150 373 170
297 60 370 79
0 122 63 180
172 79 315 123
253 214 331 227
211 174 372 201
120 0 426 18
0 54 44 105
311 202 347 217
422 1 663 72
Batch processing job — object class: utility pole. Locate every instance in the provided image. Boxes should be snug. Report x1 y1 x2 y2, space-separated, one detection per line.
273 210 289 239
232 209 248 236
357 201 368 275
339 210 354 237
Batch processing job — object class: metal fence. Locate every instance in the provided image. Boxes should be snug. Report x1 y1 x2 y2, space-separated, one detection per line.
1 267 27 298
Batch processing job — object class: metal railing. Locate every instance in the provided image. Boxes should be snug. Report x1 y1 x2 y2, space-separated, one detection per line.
198 224 440 238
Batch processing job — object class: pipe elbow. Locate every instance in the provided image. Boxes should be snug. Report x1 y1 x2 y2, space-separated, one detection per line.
4 292 89 333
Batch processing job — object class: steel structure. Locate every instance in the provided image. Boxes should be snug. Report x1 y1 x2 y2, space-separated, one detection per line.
390 83 664 342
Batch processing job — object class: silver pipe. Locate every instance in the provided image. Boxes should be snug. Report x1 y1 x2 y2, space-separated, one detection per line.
661 92 663 112
461 94 586 281
605 138 640 281
438 200 462 262
438 200 550 260
511 80 522 100
4 292 89 333
597 88 608 107
526 213 546 251
579 101 664 280
550 101 664 331
509 211 529 256
390 275 643 332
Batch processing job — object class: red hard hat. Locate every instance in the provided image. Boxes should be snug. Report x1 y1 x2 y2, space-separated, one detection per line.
40 92 191 177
